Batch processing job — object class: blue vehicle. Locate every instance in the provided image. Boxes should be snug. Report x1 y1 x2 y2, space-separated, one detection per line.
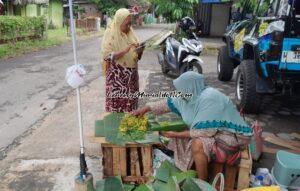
217 0 300 113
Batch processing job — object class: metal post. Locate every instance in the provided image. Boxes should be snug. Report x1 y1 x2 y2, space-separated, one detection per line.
68 0 78 66
67 0 87 181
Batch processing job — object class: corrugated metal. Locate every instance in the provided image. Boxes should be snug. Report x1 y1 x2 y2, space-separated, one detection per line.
194 3 212 36
210 3 231 36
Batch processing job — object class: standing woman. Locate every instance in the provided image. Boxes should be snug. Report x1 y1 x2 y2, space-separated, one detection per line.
101 8 144 112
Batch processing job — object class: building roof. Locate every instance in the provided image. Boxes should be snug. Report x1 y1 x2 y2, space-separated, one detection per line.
62 0 91 4
13 0 49 5
62 0 95 6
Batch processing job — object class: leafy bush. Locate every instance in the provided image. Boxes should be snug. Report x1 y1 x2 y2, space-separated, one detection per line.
0 16 46 42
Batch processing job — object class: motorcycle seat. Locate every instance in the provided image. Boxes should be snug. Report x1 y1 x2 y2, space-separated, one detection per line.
169 38 181 52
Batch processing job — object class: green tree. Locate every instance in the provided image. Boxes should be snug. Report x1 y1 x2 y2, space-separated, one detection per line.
233 0 258 16
89 0 129 17
73 5 86 19
151 0 198 22
233 0 271 18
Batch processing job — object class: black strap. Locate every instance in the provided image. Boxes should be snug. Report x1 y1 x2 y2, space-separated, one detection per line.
234 133 239 143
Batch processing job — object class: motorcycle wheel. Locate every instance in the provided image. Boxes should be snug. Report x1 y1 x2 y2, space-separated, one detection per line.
158 53 169 74
180 60 203 75
161 60 169 74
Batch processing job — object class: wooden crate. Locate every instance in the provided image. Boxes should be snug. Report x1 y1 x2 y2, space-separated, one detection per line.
209 147 252 191
90 135 154 183
101 142 153 183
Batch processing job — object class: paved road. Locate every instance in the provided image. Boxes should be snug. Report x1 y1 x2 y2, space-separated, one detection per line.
0 24 167 152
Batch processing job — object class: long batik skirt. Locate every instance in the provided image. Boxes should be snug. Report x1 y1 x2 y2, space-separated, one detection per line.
105 60 139 112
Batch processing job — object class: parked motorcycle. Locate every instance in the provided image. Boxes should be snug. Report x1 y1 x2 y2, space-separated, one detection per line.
157 37 204 76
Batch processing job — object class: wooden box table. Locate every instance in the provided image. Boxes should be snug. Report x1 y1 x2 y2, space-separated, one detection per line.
209 147 252 191
90 112 157 183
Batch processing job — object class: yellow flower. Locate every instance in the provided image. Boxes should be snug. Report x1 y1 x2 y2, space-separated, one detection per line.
127 119 135 126
138 125 145 131
119 114 149 134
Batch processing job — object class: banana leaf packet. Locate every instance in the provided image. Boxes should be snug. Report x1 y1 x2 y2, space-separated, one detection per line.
149 121 188 132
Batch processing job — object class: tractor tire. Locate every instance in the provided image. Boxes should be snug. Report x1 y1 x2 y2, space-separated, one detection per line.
235 59 261 114
180 60 203 75
217 45 234 81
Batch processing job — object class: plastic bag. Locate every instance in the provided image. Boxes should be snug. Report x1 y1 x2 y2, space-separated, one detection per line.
65 64 86 88
255 168 274 186
152 149 174 176
264 20 285 35
250 121 263 161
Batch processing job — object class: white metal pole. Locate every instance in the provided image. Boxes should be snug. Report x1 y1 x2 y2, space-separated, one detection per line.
67 0 84 155
68 0 78 65
76 88 84 154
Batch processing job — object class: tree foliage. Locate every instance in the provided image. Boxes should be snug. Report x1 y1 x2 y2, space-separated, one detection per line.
233 0 271 18
135 0 151 8
73 4 86 19
88 0 129 17
233 0 257 14
150 0 198 22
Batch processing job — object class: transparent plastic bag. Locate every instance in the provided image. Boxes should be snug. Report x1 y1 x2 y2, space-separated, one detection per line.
65 64 86 88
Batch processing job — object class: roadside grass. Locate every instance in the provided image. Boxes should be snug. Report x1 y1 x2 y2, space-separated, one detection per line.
0 27 104 59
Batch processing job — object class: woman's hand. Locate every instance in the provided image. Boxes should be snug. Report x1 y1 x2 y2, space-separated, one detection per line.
113 44 139 60
161 131 190 138
125 43 139 53
161 131 179 138
131 105 151 117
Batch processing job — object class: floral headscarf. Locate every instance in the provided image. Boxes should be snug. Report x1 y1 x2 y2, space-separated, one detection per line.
101 8 139 75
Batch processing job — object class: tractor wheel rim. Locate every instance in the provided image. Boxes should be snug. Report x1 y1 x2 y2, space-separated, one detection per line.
237 72 244 101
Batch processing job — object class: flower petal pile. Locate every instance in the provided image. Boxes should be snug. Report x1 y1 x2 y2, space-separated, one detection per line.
119 113 149 140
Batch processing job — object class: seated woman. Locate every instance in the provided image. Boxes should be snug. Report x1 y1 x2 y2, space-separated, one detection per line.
132 71 253 180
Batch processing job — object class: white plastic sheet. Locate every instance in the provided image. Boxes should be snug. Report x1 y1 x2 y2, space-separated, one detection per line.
265 20 285 34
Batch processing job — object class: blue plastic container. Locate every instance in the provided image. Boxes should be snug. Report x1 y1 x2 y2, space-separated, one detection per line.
271 150 300 189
